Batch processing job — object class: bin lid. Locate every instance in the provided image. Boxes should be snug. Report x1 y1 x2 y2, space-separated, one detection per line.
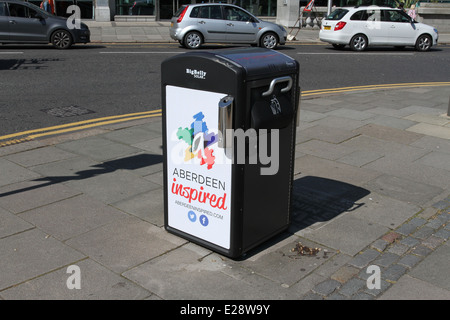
213 48 298 79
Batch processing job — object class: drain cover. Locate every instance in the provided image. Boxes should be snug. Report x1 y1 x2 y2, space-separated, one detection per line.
41 106 95 118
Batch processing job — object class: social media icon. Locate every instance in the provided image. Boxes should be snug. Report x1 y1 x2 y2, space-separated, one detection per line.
188 210 196 222
199 215 209 227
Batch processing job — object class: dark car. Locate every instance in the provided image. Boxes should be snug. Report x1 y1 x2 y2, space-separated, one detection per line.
0 0 90 49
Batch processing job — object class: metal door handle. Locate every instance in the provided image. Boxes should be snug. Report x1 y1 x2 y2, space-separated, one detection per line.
262 76 292 97
199 20 206 24
9 20 17 24
227 23 234 26
218 95 234 150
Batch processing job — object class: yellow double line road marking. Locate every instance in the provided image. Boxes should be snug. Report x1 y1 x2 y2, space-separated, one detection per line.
1 82 450 147
302 82 450 97
0 109 162 147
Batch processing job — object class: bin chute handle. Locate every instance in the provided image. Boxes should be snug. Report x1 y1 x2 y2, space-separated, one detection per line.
262 76 292 97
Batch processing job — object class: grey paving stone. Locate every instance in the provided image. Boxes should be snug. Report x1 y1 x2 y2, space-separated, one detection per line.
301 214 388 256
102 126 161 145
337 150 383 167
20 195 128 241
416 151 450 171
0 180 81 214
397 254 422 269
434 228 450 240
0 259 151 300
66 216 186 273
400 236 420 247
0 159 41 187
364 174 444 206
379 275 450 300
297 139 353 160
297 125 358 144
0 207 33 238
4 146 77 168
353 124 422 144
372 252 400 268
294 155 381 186
312 279 341 296
348 249 380 268
411 226 435 240
124 246 287 300
0 228 85 290
312 115 365 131
66 170 160 204
338 278 366 297
382 264 408 282
57 137 141 162
410 244 450 290
326 108 375 121
112 188 164 227
411 244 432 257
346 192 420 229
238 239 336 287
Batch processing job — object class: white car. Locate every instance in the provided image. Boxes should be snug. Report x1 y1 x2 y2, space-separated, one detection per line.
319 6 438 51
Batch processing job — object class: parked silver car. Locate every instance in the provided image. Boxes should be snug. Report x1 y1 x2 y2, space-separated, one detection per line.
169 3 286 49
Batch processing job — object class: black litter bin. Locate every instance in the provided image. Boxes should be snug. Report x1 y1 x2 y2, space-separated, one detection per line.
162 48 300 259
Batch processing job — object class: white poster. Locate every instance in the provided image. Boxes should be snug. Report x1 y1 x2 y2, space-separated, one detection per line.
166 86 232 249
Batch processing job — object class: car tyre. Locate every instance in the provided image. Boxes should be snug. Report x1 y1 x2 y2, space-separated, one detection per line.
349 34 367 52
415 34 432 52
184 31 202 49
260 32 278 49
51 30 73 49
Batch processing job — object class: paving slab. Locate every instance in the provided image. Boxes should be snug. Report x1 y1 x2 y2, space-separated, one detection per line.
0 228 85 290
66 216 186 273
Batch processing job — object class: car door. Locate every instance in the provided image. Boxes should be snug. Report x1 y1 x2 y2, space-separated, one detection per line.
192 5 227 42
223 5 258 43
7 2 48 42
0 1 10 41
383 9 417 45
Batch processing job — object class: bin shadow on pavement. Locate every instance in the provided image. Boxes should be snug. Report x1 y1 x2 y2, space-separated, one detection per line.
0 153 163 199
235 176 370 260
290 176 370 231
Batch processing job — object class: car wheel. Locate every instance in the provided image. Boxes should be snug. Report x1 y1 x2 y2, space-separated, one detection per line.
184 31 202 49
349 34 367 52
51 30 73 49
260 32 278 49
415 34 432 52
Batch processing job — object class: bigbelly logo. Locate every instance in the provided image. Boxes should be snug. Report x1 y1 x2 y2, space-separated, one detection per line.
176 112 218 170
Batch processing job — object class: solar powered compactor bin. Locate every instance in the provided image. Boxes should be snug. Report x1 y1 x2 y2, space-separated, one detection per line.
162 48 300 259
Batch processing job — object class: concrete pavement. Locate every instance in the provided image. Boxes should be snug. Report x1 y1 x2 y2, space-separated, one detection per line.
0 83 449 301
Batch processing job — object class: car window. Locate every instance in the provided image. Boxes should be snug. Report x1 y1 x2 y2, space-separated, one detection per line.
0 2 6 16
174 5 187 17
7 3 40 18
191 5 222 20
350 10 368 21
325 8 348 20
383 9 410 23
224 6 252 22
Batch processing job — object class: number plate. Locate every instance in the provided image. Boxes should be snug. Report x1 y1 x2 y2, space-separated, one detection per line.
323 26 331 30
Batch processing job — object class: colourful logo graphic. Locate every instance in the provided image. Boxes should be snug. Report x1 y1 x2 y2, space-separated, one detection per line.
176 112 218 169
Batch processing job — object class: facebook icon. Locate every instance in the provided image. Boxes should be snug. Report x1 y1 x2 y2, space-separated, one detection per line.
199 215 209 227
